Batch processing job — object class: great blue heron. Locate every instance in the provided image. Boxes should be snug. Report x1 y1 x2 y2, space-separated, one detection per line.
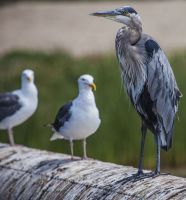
91 6 182 176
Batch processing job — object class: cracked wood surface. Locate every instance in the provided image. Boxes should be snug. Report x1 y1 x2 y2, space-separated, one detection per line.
0 143 186 200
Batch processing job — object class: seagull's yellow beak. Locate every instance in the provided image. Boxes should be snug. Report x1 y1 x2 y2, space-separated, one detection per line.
89 83 96 91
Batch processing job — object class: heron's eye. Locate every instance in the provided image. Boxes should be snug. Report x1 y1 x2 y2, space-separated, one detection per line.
121 10 128 15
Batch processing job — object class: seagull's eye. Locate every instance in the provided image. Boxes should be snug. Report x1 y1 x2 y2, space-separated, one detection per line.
81 78 86 81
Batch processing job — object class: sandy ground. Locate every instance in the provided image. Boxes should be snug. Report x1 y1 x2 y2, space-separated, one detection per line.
0 1 186 57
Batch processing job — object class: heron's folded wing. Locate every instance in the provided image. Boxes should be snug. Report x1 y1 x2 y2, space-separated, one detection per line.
145 39 181 141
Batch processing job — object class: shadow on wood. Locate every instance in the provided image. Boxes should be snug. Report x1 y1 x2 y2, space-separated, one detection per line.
0 143 186 199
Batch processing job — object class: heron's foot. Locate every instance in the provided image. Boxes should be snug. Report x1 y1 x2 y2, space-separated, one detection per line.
143 170 160 178
132 170 144 178
160 172 170 176
131 170 147 182
136 170 144 177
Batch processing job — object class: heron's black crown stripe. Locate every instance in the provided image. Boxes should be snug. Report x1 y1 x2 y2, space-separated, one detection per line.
145 39 160 58
124 7 138 14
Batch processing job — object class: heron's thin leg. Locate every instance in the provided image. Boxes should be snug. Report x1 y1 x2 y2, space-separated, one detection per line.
154 134 161 175
69 139 74 160
8 128 15 146
82 139 87 159
137 123 147 175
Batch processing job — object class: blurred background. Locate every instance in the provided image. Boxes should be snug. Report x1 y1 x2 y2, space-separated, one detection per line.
0 0 186 177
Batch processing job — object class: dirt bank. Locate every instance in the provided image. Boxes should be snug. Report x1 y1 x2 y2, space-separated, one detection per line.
0 1 186 57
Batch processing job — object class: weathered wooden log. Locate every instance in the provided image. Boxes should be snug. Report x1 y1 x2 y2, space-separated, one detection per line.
0 143 186 200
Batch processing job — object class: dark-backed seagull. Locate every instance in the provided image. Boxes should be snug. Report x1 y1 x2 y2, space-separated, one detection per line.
50 74 101 160
0 69 38 145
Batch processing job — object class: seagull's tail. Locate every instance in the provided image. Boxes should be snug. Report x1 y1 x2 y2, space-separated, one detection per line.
44 123 64 141
50 132 64 141
43 123 53 128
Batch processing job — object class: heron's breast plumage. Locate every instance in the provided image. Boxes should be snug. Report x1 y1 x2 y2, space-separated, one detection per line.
115 28 147 104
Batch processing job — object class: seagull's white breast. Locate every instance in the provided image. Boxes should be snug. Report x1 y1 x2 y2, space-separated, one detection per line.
59 92 101 140
0 84 38 129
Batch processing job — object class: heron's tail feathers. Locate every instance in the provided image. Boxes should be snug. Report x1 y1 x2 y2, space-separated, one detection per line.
160 129 173 151
161 138 172 151
50 132 64 141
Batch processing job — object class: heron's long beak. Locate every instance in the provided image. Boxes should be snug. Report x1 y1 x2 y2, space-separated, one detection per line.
90 10 119 20
89 83 96 91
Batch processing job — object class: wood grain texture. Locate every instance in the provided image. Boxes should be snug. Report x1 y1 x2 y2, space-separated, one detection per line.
0 143 186 200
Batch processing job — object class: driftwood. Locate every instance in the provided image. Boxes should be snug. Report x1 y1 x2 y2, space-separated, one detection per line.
0 143 186 200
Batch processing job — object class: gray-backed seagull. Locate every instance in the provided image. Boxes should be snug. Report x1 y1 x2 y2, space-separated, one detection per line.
50 74 101 160
0 69 38 145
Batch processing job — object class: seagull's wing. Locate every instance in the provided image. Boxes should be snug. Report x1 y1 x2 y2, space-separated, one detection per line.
52 101 73 131
145 39 181 149
0 92 22 122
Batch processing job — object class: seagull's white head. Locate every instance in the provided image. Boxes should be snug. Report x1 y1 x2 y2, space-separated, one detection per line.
78 74 96 92
22 69 35 84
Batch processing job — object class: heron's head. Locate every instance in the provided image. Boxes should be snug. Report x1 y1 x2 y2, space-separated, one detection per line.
22 69 35 84
78 74 96 92
91 6 141 28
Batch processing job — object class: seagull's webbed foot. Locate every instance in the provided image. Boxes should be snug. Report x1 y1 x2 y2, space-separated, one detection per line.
82 156 88 160
14 144 24 147
81 156 93 160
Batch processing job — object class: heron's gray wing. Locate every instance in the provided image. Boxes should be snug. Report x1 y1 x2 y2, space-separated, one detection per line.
53 101 73 131
145 39 181 147
0 92 22 122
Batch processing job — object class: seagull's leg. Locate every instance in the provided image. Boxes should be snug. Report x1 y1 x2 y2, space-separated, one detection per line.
82 138 87 159
70 139 74 160
136 123 147 176
8 127 15 146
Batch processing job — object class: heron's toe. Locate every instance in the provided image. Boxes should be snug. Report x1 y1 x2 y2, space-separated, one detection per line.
143 170 160 178
136 170 144 176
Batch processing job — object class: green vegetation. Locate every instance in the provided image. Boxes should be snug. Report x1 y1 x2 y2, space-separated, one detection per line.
0 50 185 176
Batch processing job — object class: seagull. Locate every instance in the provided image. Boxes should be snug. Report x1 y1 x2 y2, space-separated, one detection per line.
49 74 101 160
0 69 38 146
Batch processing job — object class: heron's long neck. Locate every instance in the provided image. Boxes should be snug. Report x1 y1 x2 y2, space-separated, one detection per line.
119 24 142 46
115 24 146 104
